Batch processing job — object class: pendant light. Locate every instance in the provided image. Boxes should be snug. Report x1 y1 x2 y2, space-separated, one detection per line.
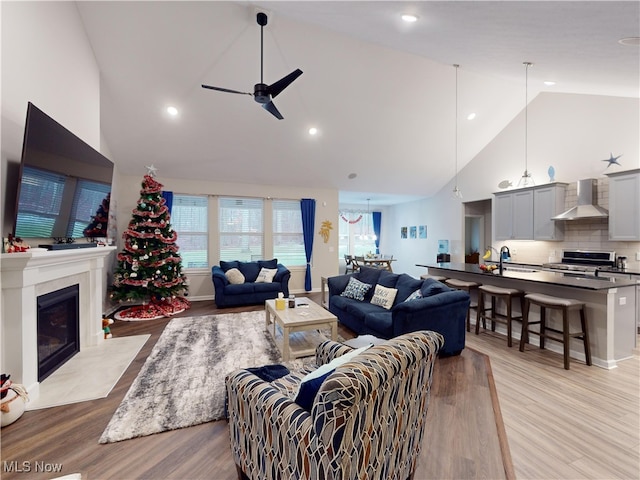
518 62 535 187
452 64 463 199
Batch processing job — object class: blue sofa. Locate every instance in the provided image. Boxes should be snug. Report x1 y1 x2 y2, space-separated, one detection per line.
211 259 290 308
327 267 469 356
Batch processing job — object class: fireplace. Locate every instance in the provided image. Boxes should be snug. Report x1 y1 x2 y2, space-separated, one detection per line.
37 285 80 381
1 246 116 402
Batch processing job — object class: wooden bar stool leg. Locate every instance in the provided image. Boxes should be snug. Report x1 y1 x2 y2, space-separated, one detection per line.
490 296 497 332
519 295 526 344
506 295 513 347
476 290 484 335
580 307 592 366
562 307 571 370
539 307 546 350
519 298 530 351
465 289 471 333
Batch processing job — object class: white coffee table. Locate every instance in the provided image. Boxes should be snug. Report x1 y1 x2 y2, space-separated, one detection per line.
265 298 338 361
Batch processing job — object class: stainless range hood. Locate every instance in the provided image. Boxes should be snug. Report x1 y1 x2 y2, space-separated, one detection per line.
552 179 609 221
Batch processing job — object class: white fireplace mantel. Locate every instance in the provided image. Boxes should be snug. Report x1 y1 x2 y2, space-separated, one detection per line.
1 246 116 400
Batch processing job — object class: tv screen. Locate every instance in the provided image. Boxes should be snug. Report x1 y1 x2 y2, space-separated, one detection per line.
13 102 114 242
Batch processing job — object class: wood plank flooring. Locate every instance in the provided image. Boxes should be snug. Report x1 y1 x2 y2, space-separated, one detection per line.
2 295 637 479
466 326 640 480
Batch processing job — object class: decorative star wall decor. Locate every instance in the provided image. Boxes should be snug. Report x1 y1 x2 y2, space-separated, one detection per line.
602 153 622 168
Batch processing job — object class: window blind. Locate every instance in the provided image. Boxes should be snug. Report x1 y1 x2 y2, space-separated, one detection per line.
172 194 208 268
219 197 263 261
272 200 305 266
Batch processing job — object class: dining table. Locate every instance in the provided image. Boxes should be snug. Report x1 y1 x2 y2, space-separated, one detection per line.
361 256 396 272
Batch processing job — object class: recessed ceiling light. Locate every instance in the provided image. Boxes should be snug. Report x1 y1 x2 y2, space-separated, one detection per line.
167 106 178 116
401 14 418 23
466 113 476 121
308 127 318 135
619 37 640 46
544 81 556 86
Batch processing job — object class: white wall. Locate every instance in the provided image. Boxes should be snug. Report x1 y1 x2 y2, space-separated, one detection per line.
389 92 640 276
115 175 340 298
1 1 101 235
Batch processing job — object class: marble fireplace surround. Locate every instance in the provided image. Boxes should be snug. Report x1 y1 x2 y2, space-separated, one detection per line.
1 246 116 401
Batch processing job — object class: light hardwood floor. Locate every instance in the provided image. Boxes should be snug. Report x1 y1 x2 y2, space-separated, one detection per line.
2 297 638 479
466 325 640 480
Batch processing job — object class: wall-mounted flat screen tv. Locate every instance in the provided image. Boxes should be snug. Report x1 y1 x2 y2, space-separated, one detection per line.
13 102 114 242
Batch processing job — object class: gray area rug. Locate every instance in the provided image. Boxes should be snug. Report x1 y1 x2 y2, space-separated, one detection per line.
99 310 319 443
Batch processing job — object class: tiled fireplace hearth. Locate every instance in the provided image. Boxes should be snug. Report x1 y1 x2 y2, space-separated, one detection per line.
1 246 116 401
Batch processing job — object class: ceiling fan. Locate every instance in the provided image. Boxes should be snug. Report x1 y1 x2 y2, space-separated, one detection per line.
202 12 302 120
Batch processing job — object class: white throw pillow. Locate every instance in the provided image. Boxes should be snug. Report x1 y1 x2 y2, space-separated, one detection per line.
370 284 398 310
296 344 373 393
225 268 245 285
255 267 278 283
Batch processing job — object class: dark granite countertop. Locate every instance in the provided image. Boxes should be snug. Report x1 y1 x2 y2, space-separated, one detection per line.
417 262 640 291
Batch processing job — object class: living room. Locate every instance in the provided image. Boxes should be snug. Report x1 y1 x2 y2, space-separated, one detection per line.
1 2 639 479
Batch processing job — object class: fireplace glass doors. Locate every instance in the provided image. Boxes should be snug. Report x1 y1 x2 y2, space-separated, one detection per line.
37 284 80 381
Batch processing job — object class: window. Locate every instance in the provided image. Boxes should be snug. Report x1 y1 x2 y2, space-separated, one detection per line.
339 211 377 257
273 200 306 266
219 197 263 261
172 194 208 268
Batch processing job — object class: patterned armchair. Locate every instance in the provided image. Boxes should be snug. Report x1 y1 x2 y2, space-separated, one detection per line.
225 330 444 480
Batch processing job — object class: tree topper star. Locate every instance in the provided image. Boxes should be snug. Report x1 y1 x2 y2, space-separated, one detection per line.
145 164 158 177
602 153 622 169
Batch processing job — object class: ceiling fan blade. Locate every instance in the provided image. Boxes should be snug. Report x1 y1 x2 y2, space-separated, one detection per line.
262 101 284 120
201 84 253 96
268 69 303 99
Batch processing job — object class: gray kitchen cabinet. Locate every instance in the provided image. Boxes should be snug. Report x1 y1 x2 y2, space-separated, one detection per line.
607 169 640 241
534 183 567 240
512 189 534 239
495 183 566 241
495 189 532 240
495 191 515 240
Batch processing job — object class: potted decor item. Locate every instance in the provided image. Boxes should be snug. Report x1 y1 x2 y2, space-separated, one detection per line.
1 374 29 427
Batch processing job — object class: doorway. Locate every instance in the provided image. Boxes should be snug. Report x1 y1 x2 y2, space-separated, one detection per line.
464 199 492 264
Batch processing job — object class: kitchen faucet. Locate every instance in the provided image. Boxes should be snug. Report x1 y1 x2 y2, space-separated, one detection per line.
499 246 511 275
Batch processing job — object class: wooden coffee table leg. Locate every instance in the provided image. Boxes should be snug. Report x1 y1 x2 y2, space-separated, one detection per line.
282 325 291 361
331 321 337 341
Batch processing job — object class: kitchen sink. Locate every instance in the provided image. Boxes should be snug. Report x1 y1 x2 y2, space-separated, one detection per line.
502 266 539 273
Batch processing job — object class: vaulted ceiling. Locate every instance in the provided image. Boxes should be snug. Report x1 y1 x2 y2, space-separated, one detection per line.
76 1 640 206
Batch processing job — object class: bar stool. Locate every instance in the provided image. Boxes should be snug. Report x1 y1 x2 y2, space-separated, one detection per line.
519 293 591 370
476 285 524 347
444 279 480 332
420 274 447 282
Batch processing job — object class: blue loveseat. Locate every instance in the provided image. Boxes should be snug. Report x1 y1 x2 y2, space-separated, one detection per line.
211 259 290 308
327 267 469 356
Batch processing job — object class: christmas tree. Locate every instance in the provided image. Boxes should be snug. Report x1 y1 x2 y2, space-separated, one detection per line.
111 168 190 319
83 192 110 238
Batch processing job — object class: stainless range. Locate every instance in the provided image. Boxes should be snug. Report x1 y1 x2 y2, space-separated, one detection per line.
542 250 616 274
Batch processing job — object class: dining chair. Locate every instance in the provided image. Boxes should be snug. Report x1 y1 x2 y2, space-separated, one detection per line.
352 256 364 273
344 254 356 274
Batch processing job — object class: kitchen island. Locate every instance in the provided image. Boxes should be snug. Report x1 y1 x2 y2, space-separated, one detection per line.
418 263 638 369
